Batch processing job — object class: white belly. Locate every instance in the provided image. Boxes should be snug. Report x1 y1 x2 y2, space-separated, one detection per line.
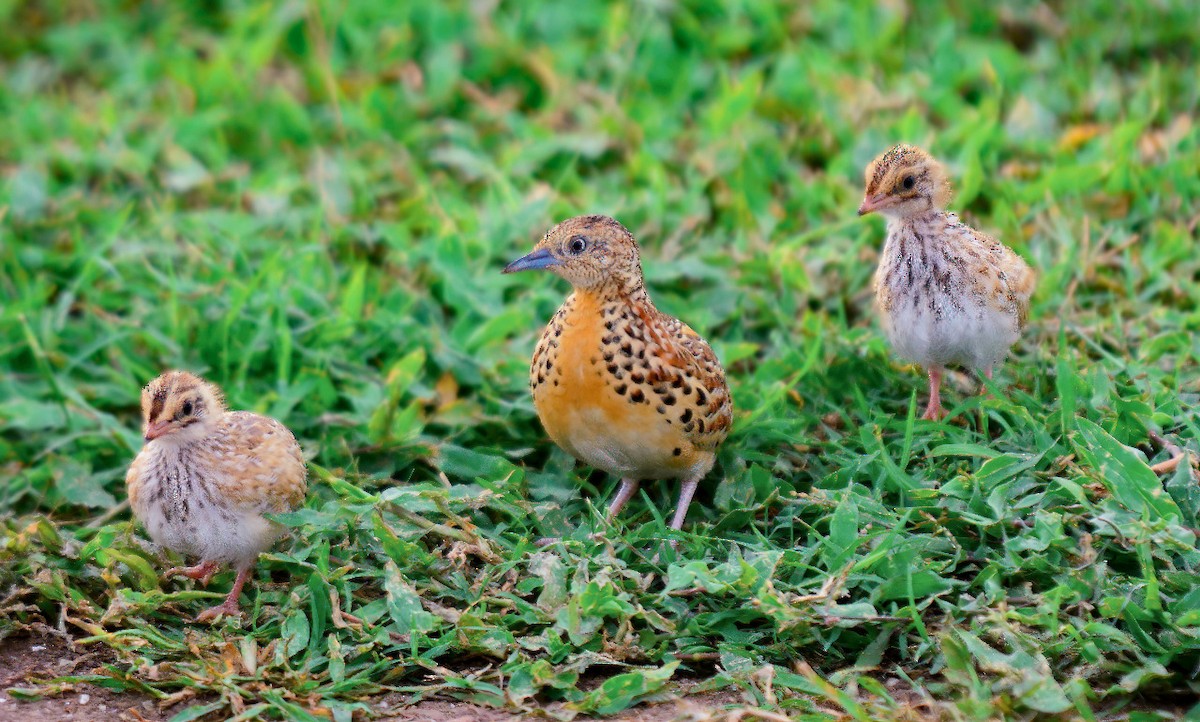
883 294 1018 371
132 468 280 567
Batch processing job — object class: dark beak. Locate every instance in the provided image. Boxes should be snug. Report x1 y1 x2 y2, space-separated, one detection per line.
144 420 171 441
503 247 560 274
858 194 886 216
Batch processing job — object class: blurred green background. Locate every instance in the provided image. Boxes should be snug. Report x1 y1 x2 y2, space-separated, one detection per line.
2 1 1200 719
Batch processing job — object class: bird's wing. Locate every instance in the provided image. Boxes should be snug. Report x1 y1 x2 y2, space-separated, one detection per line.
953 220 1036 326
983 235 1036 326
638 307 734 452
209 412 308 514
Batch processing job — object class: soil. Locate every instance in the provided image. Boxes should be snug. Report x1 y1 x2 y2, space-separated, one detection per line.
3 635 1195 721
0 634 751 722
0 634 166 722
374 690 745 721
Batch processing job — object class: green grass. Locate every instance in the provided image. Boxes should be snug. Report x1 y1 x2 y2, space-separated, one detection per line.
3 1 1200 719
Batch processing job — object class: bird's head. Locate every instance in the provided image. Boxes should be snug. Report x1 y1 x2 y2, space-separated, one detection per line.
858 144 952 219
503 215 643 292
140 371 225 443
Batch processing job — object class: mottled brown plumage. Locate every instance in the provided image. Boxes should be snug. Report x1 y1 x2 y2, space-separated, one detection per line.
860 145 1035 420
126 371 307 622
505 215 732 532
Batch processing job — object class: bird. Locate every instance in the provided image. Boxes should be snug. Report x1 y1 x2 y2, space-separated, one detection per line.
858 144 1036 420
503 215 733 537
125 371 307 622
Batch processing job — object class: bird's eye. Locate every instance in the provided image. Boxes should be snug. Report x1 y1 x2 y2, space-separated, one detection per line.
901 175 915 190
568 236 588 254
181 401 194 416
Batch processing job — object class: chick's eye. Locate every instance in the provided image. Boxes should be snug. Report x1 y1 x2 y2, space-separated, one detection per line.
568 236 588 254
181 401 194 416
901 175 915 190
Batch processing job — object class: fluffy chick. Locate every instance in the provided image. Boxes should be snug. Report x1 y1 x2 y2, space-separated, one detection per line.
859 145 1035 420
126 371 306 622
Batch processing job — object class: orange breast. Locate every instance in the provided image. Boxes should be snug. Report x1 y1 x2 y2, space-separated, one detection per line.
531 292 703 479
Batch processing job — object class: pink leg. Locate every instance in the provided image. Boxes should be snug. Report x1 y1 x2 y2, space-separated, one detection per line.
669 473 702 531
606 478 640 521
664 472 704 551
921 368 947 420
981 367 995 398
196 564 253 623
168 560 219 586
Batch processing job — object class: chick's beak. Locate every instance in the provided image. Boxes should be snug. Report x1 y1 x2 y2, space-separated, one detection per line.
503 247 560 274
144 420 172 441
858 194 887 216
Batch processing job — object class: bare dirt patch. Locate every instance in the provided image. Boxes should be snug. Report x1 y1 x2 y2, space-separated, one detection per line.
374 687 748 722
0 634 165 722
0 635 755 722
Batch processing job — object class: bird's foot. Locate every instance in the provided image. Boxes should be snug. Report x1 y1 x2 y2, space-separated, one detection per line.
195 600 242 624
921 401 947 421
168 560 219 586
922 368 948 420
648 539 681 565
